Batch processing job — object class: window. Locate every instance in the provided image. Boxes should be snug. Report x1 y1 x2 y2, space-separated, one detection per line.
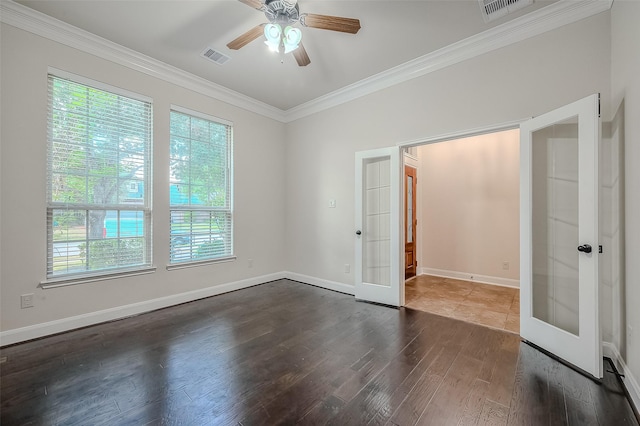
47 73 152 280
169 108 233 264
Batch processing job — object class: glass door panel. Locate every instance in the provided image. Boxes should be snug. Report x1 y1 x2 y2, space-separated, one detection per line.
363 157 391 287
531 116 580 335
407 175 414 244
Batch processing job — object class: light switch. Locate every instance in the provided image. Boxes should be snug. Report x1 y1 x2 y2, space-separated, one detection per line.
329 199 336 208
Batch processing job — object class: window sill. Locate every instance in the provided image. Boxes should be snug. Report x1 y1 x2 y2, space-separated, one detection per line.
40 266 157 289
166 256 237 271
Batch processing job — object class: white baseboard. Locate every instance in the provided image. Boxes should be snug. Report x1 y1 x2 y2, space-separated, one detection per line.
418 267 520 289
603 342 640 415
283 271 355 295
0 272 286 346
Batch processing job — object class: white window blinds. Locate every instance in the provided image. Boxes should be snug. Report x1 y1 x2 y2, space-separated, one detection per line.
47 74 152 278
169 108 233 264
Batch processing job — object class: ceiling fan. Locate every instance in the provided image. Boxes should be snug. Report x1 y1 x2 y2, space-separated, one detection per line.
227 0 361 66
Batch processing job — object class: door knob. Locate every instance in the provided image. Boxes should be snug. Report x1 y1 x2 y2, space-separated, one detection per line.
356 230 362 235
577 244 592 254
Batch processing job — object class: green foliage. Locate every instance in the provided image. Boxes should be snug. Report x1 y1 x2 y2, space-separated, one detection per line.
169 111 230 208
79 239 144 270
50 76 151 241
195 239 225 260
52 210 85 229
50 79 148 200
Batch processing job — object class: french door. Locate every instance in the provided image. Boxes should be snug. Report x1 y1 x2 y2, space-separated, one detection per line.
354 147 402 306
520 94 602 378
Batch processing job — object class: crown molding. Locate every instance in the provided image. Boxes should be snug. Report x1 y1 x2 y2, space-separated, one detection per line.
284 0 613 122
1 0 612 124
0 0 287 122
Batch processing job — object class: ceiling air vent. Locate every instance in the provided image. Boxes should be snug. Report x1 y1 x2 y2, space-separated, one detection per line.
201 48 231 65
478 0 533 23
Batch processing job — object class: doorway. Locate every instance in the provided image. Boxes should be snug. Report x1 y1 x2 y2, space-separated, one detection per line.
402 129 521 333
355 95 603 379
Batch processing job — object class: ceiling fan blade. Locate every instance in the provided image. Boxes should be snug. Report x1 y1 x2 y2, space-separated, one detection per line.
293 42 310 67
227 24 266 50
300 13 361 34
237 0 264 10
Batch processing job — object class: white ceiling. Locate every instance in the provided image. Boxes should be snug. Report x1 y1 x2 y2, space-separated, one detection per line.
15 0 557 111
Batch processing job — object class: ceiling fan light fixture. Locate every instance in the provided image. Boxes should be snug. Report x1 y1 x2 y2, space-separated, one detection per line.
230 0 361 66
283 26 302 53
264 39 280 52
264 23 282 52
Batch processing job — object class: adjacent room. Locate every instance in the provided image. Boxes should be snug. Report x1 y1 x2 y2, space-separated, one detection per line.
403 129 521 334
1 0 639 424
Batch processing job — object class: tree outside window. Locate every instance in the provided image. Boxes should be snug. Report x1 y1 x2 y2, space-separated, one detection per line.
169 109 233 264
47 74 152 277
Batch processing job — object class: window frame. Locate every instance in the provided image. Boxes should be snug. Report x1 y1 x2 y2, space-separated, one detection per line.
42 69 154 287
167 105 235 269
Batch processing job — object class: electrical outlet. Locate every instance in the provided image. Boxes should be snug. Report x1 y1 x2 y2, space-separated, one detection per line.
502 261 509 270
21 294 34 309
628 324 633 339
344 264 350 273
248 258 253 268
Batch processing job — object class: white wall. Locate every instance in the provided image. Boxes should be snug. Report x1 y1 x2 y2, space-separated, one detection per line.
0 24 287 337
611 0 640 407
416 130 520 285
285 12 611 288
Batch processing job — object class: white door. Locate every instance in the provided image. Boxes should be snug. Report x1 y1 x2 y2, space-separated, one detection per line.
355 147 402 306
520 94 602 378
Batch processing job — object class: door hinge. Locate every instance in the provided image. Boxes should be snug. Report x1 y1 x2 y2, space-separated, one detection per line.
598 93 601 118
599 245 603 254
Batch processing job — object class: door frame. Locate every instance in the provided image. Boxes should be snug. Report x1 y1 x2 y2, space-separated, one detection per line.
393 110 602 378
396 120 523 306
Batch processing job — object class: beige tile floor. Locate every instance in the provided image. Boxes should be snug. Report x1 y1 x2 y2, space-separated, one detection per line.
405 275 520 333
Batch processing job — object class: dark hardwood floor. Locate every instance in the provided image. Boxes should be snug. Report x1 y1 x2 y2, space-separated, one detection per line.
1 279 637 425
